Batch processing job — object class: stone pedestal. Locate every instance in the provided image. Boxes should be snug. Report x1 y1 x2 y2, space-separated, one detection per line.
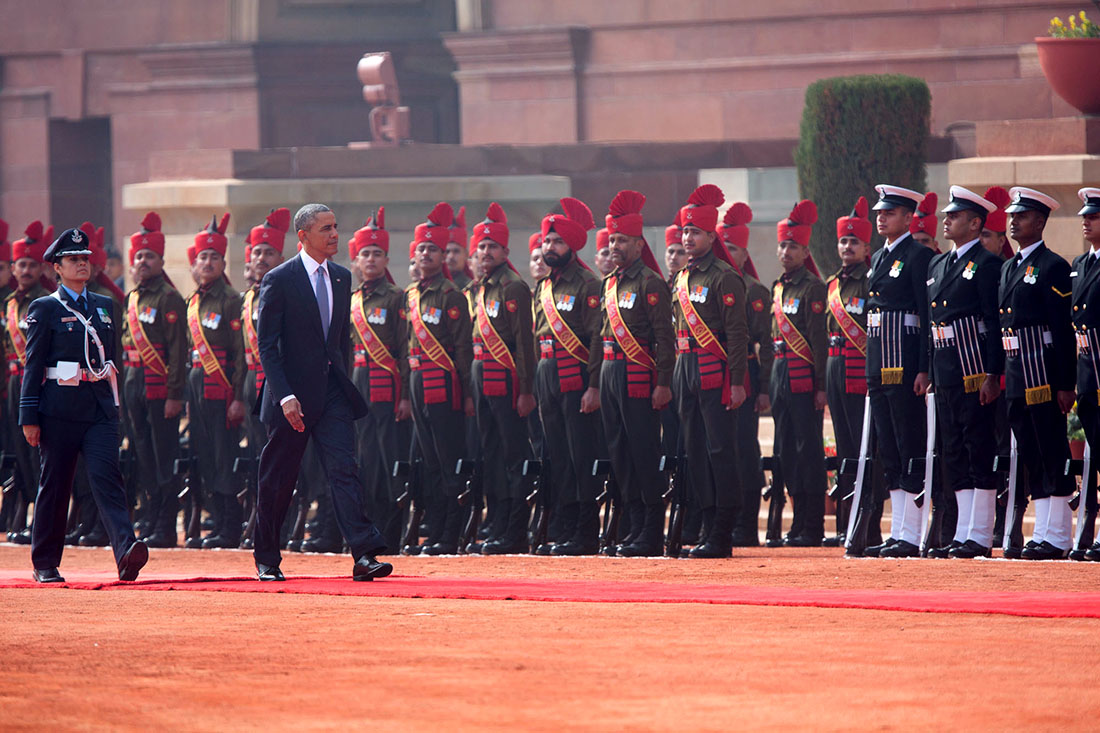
121 174 569 288
949 117 1100 262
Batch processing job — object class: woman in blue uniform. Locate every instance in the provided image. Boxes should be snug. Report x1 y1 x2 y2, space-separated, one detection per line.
20 228 148 583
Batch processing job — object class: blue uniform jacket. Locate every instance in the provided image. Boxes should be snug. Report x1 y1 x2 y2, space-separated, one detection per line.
18 289 120 425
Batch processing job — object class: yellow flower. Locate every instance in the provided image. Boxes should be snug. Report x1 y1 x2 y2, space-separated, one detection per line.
1081 10 1088 21
1070 15 1077 29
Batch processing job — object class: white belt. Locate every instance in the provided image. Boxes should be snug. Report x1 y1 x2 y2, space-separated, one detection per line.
46 364 105 385
1001 330 1051 353
867 312 919 328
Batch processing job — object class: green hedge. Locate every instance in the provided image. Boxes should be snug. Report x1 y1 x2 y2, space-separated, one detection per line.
794 74 930 274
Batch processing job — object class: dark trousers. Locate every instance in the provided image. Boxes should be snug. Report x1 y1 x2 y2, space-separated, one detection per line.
536 358 601 505
826 356 865 501
186 368 239 498
124 370 179 533
770 359 826 539
600 360 663 505
409 369 466 545
8 373 39 504
673 353 740 511
935 384 996 492
253 376 386 567
32 411 136 569
732 396 764 536
868 380 925 493
352 366 404 550
1007 397 1074 499
473 361 532 502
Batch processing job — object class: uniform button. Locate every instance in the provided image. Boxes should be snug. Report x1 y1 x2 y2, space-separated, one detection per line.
1007 308 1013 313
931 302 937 308
999 308 1004 314
1075 306 1080 311
942 300 947 306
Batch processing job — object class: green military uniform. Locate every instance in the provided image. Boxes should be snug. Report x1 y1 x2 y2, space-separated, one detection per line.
185 278 246 547
3 283 48 543
350 276 408 551
769 264 829 543
122 273 189 547
672 247 748 557
600 256 675 555
0 278 15 538
471 264 536 554
405 272 473 553
732 272 773 544
534 255 604 553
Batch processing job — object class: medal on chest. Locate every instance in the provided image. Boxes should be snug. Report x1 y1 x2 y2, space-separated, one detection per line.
139 305 157 324
201 312 222 330
962 261 977 280
783 297 800 314
888 259 904 278
367 307 387 325
486 300 500 318
845 297 864 314
689 285 709 303
1023 265 1038 285
423 307 442 325
618 291 637 309
555 294 576 312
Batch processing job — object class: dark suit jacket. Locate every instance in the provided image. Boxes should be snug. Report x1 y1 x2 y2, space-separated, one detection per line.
998 241 1074 397
925 243 1004 386
19 289 120 425
255 254 368 426
1069 251 1100 396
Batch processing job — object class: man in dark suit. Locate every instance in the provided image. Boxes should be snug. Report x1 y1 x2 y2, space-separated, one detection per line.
252 203 391 581
20 228 147 582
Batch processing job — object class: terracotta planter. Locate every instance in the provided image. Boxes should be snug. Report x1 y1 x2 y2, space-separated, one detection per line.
1070 438 1086 460
1036 37 1100 115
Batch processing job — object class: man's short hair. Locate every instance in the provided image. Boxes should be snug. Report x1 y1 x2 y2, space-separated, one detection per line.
295 203 333 233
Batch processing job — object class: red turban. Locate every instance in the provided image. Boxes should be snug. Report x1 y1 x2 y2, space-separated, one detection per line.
836 196 872 244
250 207 291 254
665 210 683 247
13 221 52 263
596 228 609 250
129 212 165 265
529 232 542 252
79 221 107 269
679 184 724 233
471 202 509 249
984 186 1010 234
542 197 594 251
719 203 758 279
605 190 661 276
195 213 230 257
350 207 389 257
414 202 454 249
778 200 818 246
910 192 938 236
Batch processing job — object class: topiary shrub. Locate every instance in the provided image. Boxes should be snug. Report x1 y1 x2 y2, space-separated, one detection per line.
794 74 931 274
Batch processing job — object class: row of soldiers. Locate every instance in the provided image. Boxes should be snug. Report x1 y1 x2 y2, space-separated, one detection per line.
3 179 1100 562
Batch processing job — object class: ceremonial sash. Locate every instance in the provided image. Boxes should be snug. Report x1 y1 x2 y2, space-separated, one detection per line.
243 289 262 370
351 289 400 401
126 290 168 377
827 279 867 356
675 268 730 405
604 275 655 370
5 298 26 366
187 293 232 395
539 278 589 363
772 283 814 365
407 285 461 409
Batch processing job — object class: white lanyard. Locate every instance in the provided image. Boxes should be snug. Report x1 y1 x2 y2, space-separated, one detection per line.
51 290 119 405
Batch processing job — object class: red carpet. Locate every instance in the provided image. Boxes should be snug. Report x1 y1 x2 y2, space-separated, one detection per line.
2 570 1099 618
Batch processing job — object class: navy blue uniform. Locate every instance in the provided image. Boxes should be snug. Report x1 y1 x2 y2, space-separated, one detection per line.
19 288 139 571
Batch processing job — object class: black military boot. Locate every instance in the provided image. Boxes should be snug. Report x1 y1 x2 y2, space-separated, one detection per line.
689 507 735 558
203 494 244 549
615 501 645 554
553 502 600 555
481 498 529 555
618 503 664 557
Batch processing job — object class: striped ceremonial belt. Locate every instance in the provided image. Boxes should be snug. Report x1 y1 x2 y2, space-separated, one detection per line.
868 310 918 385
1002 324 1053 405
1076 327 1100 403
932 315 988 393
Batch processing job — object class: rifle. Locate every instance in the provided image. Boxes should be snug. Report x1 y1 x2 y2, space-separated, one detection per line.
843 394 874 556
524 459 548 553
285 482 309 552
823 455 845 544
455 458 482 553
1066 442 1097 556
233 455 257 548
662 454 685 558
906 391 937 554
174 433 202 549
593 458 619 556
1000 432 1024 554
395 458 424 554
760 455 785 547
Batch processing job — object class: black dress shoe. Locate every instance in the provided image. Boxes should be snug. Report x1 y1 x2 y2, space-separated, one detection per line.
65 530 83 546
353 555 393 581
33 567 65 583
862 538 898 558
926 541 962 559
300 536 344 554
687 542 732 559
465 541 483 555
550 541 599 556
822 534 845 548
1084 542 1100 561
879 540 920 558
421 542 458 556
143 531 178 549
1003 545 1024 559
730 531 760 548
284 538 303 552
599 544 618 557
949 539 991 559
117 540 149 581
784 535 823 548
201 534 241 550
78 527 108 547
11 529 32 546
764 537 784 548
618 542 662 557
1021 540 1068 560
533 543 554 556
256 563 285 581
239 537 254 550
1069 547 1089 562
481 540 526 555
185 535 204 549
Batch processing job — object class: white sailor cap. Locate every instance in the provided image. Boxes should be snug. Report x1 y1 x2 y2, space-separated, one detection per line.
1078 187 1100 216
1005 187 1060 216
872 184 924 211
941 185 996 215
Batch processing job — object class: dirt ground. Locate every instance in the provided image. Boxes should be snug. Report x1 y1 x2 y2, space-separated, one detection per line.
2 544 1098 732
